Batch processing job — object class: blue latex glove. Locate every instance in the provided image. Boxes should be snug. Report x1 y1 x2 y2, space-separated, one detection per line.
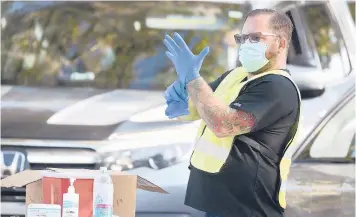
164 81 189 119
164 80 188 102
165 101 189 119
163 32 210 85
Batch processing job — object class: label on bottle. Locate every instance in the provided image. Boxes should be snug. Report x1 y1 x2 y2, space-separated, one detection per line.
62 201 78 217
28 204 61 217
93 183 113 217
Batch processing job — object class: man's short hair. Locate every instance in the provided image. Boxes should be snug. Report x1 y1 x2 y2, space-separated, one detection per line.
244 9 294 47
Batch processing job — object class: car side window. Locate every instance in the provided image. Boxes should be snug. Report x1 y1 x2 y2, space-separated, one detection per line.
285 10 303 66
300 3 351 75
349 2 355 24
297 95 355 162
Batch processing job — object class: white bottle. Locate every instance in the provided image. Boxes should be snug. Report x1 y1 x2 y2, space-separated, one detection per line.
62 178 79 217
92 167 114 217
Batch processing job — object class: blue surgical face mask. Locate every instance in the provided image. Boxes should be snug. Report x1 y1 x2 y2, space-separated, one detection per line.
238 42 269 73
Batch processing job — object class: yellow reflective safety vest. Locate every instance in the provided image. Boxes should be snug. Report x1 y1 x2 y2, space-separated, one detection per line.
187 67 301 210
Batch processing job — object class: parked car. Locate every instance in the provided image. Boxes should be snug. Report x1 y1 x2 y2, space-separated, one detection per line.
0 1 251 215
1 0 355 216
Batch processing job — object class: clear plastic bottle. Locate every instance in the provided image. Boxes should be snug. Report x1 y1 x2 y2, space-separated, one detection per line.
62 178 79 217
92 167 114 217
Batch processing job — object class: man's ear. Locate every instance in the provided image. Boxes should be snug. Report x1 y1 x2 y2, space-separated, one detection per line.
279 37 287 52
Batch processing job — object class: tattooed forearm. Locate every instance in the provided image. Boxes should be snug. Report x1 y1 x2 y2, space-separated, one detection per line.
187 77 256 137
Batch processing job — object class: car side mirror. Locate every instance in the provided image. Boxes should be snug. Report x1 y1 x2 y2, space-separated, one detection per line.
287 65 326 99
300 87 325 99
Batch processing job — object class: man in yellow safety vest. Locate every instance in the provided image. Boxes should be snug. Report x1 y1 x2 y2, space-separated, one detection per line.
163 9 300 217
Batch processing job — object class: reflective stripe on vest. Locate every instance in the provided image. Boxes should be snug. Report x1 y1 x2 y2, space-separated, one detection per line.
190 67 301 209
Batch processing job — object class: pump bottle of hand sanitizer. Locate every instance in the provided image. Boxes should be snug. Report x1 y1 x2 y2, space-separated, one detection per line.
62 178 79 217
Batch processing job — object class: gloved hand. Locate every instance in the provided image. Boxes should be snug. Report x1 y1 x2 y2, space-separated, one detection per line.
165 101 189 119
163 32 210 85
165 80 188 102
164 81 189 119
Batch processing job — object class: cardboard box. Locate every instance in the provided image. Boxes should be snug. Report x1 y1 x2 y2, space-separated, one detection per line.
0 168 168 217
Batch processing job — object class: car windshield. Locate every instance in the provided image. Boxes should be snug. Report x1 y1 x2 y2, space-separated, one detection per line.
1 1 251 90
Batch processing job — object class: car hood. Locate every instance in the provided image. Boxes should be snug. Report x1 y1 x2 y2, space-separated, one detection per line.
1 85 166 140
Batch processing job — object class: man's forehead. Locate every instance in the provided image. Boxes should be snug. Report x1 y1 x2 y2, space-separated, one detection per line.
242 15 272 34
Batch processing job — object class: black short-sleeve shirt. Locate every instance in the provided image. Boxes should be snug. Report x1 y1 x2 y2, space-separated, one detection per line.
186 69 299 216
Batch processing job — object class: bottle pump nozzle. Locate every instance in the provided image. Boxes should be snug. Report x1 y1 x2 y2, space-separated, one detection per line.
68 178 76 194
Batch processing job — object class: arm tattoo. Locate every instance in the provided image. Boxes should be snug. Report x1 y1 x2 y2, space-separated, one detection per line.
187 77 256 137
